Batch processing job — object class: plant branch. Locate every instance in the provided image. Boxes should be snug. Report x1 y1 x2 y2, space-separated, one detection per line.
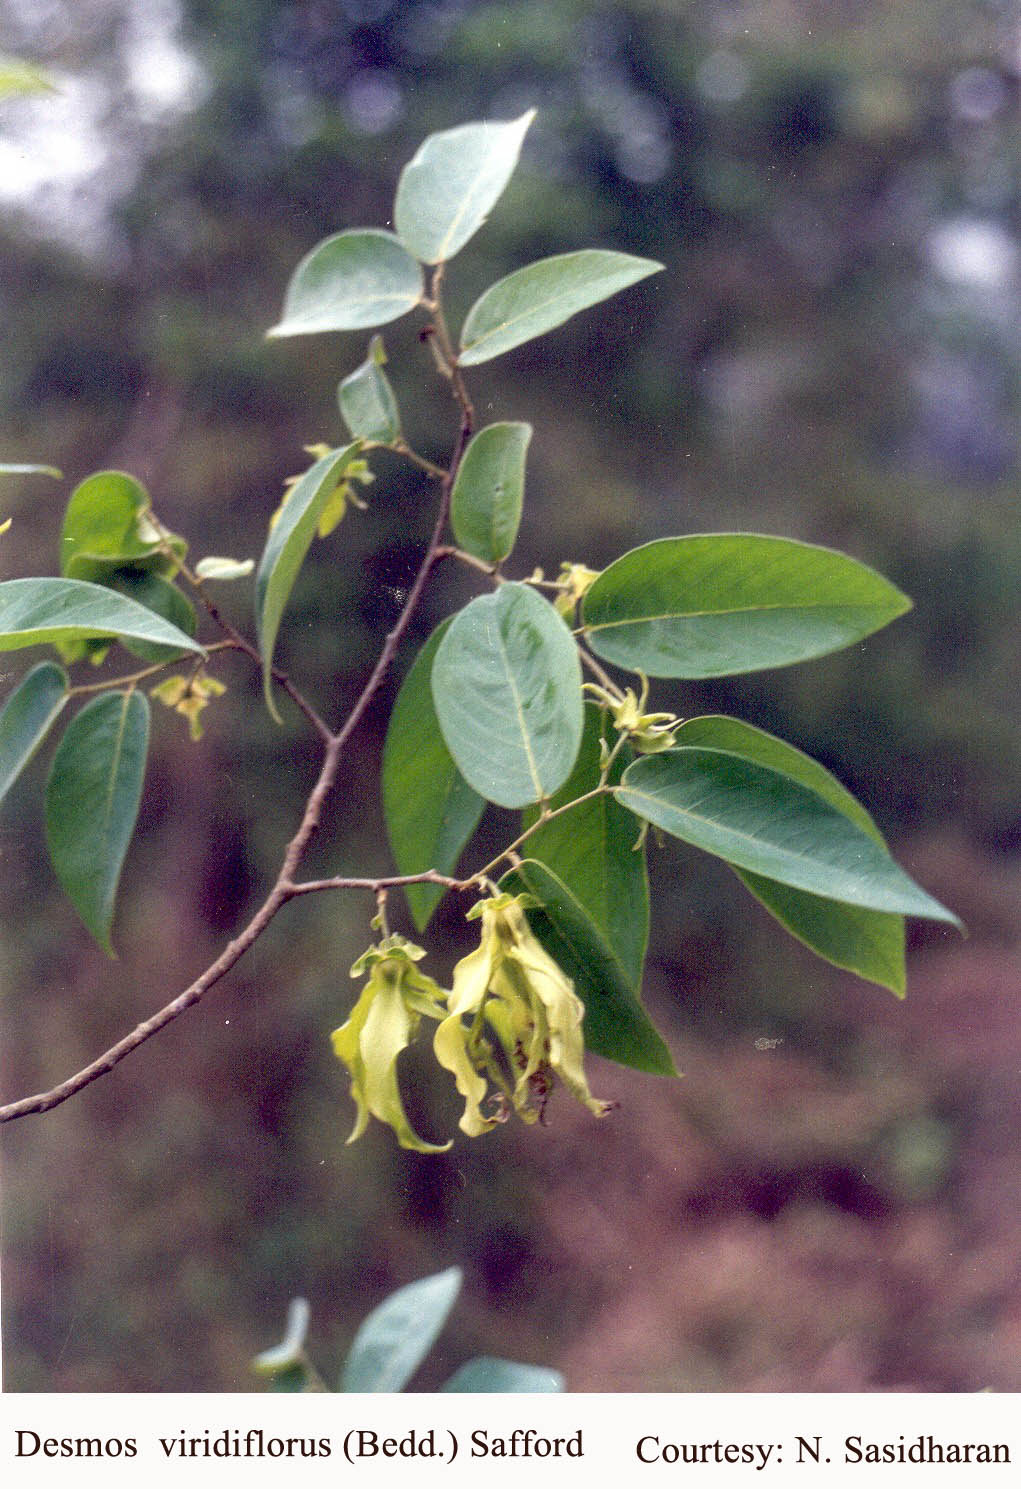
0 367 466 1125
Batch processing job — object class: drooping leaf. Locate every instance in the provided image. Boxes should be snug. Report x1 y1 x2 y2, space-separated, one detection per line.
108 570 197 663
441 1357 564 1392
431 583 583 809
267 230 423 337
60 470 185 583
459 250 663 366
0 577 204 656
675 716 905 994
0 662 68 807
45 690 150 955
254 443 363 720
340 1268 462 1393
523 703 649 988
450 422 531 564
338 335 401 443
616 748 961 924
582 534 912 678
501 859 675 1076
382 621 485 930
394 110 534 265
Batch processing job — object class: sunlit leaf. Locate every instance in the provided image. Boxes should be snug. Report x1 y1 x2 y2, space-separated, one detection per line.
394 110 534 264
0 577 204 656
432 584 583 808
268 230 423 337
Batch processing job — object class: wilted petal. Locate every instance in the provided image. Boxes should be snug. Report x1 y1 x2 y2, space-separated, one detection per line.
434 1012 496 1137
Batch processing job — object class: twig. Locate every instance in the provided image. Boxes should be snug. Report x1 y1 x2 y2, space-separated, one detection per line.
0 339 463 1123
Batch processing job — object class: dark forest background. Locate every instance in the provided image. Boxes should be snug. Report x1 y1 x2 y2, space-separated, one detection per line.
1 0 1019 1390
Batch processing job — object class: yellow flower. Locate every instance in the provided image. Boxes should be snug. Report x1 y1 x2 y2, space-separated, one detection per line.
331 935 451 1154
434 894 614 1137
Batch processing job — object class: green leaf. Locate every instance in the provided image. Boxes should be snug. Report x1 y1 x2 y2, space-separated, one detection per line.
60 470 185 583
524 704 648 988
194 556 254 581
441 1357 564 1392
0 662 68 807
501 859 676 1076
252 1298 311 1377
254 443 363 721
45 690 150 955
675 716 905 994
338 334 401 443
106 571 198 663
450 422 531 564
394 110 534 265
0 577 204 656
431 583 583 809
340 1268 462 1393
582 534 912 678
459 250 663 366
382 622 485 930
616 748 961 924
268 230 423 337
0 462 62 479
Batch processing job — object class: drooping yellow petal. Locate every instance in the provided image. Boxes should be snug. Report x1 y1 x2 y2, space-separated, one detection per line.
360 967 450 1153
433 1013 496 1137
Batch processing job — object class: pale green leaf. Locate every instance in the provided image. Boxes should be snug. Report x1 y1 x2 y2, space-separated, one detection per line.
675 716 905 993
0 577 204 656
45 690 150 955
268 230 423 337
459 250 663 366
617 748 961 924
441 1357 564 1392
0 662 68 807
431 583 583 809
382 621 484 930
340 1268 462 1393
394 110 534 264
338 335 401 443
254 443 363 721
582 534 912 677
450 422 531 564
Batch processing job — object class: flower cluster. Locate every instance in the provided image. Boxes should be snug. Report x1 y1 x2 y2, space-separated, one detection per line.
331 899 613 1153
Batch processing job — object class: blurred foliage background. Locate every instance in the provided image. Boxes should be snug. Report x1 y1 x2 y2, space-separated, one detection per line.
1 0 1019 1391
